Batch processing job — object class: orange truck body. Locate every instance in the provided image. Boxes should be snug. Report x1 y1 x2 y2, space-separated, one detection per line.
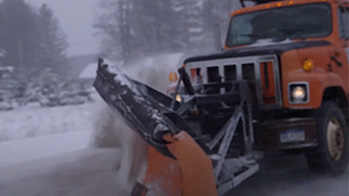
139 0 349 195
226 0 349 110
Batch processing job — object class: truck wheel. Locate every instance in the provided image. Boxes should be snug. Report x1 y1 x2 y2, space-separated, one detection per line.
306 101 348 174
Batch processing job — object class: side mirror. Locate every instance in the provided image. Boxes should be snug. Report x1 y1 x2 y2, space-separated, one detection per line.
214 23 223 51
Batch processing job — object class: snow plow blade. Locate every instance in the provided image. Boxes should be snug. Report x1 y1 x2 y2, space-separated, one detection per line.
137 132 217 196
93 59 217 196
93 59 180 158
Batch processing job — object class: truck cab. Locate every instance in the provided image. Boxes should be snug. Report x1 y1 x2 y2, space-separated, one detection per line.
170 0 348 174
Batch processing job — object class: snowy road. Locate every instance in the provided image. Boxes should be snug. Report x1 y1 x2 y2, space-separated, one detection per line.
0 149 122 196
0 147 347 196
228 154 349 196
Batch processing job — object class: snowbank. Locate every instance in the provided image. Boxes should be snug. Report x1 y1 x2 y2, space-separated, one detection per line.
0 131 91 169
0 104 95 142
0 66 14 73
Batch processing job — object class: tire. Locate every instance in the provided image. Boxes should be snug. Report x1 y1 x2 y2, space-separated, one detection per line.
305 101 348 175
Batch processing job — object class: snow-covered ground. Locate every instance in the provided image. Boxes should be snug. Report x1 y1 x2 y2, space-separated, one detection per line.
0 131 91 169
0 104 94 142
0 102 126 196
0 103 98 170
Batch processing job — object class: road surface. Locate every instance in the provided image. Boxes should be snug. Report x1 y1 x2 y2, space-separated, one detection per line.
0 146 347 196
228 154 349 196
0 149 122 196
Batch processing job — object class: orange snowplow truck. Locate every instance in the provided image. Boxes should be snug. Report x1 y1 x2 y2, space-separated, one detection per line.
94 0 349 195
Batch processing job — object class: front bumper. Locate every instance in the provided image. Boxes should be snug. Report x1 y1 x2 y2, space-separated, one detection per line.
255 117 318 151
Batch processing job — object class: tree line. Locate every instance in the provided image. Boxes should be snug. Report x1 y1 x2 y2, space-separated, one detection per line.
0 0 93 110
0 0 68 75
95 0 241 62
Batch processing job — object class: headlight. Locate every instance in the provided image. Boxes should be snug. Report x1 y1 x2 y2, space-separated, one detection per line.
292 86 306 100
289 83 309 104
175 94 182 102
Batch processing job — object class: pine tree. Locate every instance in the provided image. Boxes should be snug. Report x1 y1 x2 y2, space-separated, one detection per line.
95 0 239 61
95 0 129 60
0 0 40 69
37 4 68 73
133 0 175 53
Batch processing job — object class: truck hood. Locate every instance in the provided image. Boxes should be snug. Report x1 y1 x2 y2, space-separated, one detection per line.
184 40 331 64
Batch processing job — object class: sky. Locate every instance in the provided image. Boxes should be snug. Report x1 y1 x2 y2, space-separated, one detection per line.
25 0 244 57
28 0 100 56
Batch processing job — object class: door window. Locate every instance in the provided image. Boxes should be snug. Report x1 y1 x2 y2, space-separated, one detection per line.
338 6 349 39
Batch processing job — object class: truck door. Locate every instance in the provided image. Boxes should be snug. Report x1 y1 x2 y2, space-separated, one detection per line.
336 5 349 95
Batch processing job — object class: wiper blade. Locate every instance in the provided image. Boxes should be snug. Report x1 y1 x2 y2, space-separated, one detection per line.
239 33 264 38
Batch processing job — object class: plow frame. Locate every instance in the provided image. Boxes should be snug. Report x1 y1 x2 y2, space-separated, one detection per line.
94 59 260 195
172 73 259 194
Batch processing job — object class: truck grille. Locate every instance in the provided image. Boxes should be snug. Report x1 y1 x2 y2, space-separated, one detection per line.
224 65 237 82
185 55 282 109
242 63 256 83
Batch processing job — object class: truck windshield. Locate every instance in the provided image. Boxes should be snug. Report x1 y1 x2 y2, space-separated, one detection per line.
226 3 332 47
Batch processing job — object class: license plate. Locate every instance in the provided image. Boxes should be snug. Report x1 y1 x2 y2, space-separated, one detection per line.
280 129 305 143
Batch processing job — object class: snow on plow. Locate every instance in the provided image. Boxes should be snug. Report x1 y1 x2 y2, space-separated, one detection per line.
93 59 259 195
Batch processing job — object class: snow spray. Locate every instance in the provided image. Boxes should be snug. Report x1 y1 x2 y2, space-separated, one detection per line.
92 53 184 195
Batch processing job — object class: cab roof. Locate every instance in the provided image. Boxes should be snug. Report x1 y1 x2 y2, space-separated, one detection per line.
234 0 334 16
